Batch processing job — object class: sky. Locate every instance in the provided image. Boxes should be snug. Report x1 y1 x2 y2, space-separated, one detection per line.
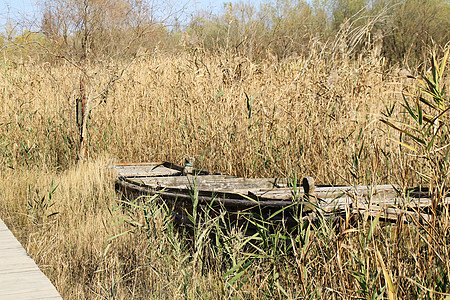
0 0 265 32
0 0 39 27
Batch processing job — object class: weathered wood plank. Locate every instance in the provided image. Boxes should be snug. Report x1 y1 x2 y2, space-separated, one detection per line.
115 163 182 177
134 176 291 191
116 178 296 208
318 196 354 212
135 175 232 185
248 184 399 201
248 189 300 200
0 218 61 299
314 196 433 222
351 203 432 223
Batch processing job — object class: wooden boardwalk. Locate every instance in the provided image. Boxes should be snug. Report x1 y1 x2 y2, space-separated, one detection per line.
0 218 61 300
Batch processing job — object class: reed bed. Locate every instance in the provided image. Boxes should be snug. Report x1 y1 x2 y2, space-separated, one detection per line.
0 48 449 298
1 50 399 182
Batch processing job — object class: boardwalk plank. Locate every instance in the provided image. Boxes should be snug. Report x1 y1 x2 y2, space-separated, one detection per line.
0 218 61 299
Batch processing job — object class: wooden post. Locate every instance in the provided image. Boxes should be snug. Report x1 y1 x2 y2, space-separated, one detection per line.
76 76 86 135
302 176 317 204
302 177 315 195
183 157 195 175
77 75 89 161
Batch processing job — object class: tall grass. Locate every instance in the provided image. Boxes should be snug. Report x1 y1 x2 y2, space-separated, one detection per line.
382 50 449 219
0 44 449 298
1 46 405 183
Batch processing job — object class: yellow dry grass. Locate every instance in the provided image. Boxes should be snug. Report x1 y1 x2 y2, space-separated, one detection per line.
0 49 448 298
1 50 401 182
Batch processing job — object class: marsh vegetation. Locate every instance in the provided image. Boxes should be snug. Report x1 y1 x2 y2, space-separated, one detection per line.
0 0 449 298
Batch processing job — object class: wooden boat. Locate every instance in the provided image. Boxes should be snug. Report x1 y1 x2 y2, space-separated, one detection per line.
113 161 443 227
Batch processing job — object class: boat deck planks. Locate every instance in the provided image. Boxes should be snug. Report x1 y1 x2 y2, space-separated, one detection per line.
115 162 182 177
114 162 438 223
0 218 61 300
130 175 291 192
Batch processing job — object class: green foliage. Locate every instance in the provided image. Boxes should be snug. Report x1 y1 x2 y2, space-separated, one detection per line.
26 179 59 227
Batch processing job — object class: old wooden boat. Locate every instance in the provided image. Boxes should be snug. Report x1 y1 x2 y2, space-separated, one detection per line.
113 160 444 227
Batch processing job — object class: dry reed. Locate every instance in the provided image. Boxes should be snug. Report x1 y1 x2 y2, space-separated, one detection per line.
0 47 449 298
